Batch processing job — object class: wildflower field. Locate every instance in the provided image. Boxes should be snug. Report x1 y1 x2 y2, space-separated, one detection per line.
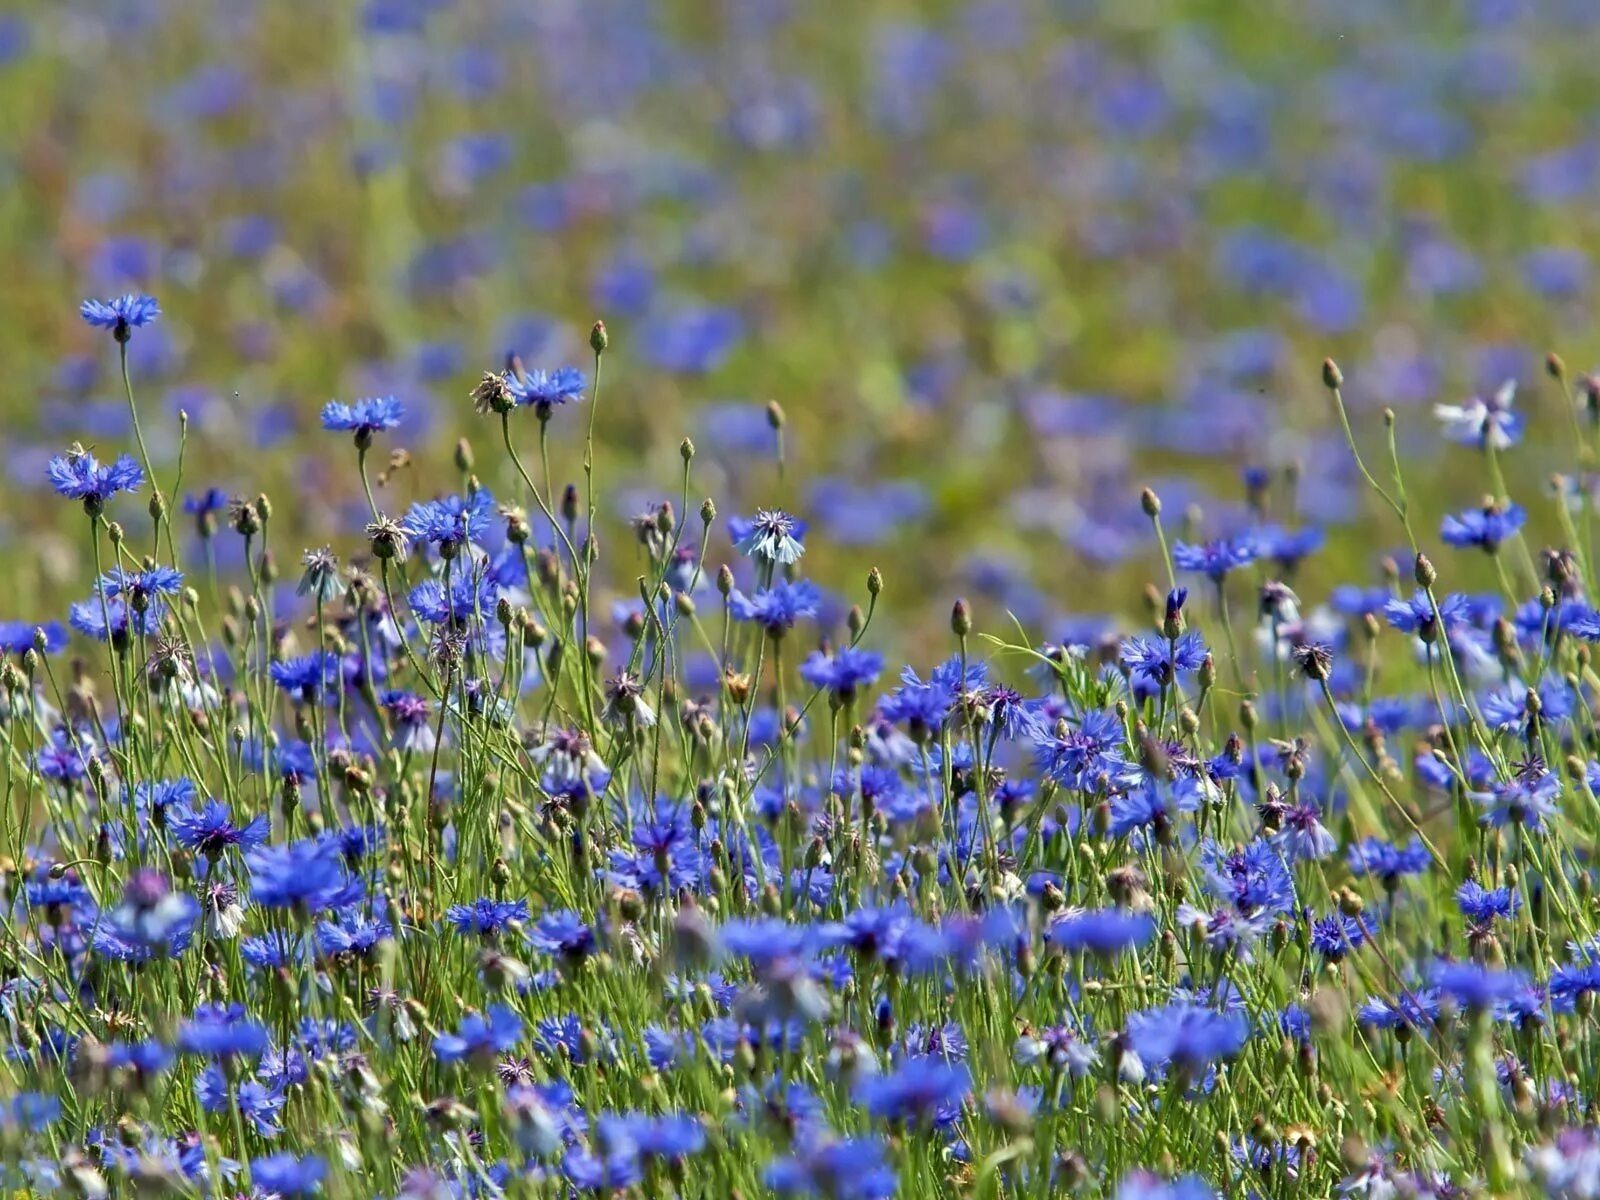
7 0 1600 1196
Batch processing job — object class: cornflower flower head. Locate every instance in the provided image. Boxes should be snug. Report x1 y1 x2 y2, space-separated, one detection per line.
1430 960 1530 1012
297 548 346 603
1457 880 1519 925
508 365 587 416
1045 908 1156 959
799 645 885 702
1434 380 1522 450
80 292 160 341
444 896 531 947
1171 535 1257 581
853 1055 970 1127
321 395 404 443
730 579 822 636
765 1133 898 1200
734 509 807 565
1440 501 1526 553
178 1003 270 1060
1120 632 1207 687
1473 763 1561 830
249 1152 326 1197
433 1004 524 1065
1383 589 1467 642
1125 1001 1249 1078
168 799 270 860
47 445 144 511
401 490 497 557
528 910 598 963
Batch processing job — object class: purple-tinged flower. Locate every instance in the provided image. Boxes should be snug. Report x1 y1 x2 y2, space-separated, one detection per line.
249 1152 325 1196
320 396 404 440
734 509 807 565
1440 502 1526 553
1172 536 1257 581
765 1134 897 1200
1458 880 1519 925
81 292 160 342
47 446 144 508
1046 908 1155 958
1120 632 1206 687
1474 764 1561 830
433 1004 524 1064
509 366 586 415
1434 380 1522 450
529 911 598 962
854 1056 970 1126
1383 590 1468 640
1125 1001 1248 1076
800 646 884 701
731 580 822 635
169 799 270 859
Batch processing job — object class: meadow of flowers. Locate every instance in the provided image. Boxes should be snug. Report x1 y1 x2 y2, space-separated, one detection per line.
8 1 1600 1198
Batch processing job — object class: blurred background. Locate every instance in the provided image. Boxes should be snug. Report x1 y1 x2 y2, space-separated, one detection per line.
2 0 1597 655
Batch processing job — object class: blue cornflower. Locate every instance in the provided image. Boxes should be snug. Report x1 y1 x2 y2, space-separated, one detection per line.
1430 960 1530 1011
563 1148 642 1191
0 621 67 656
46 447 144 508
91 870 200 963
1112 1172 1219 1200
509 365 587 414
168 799 270 859
1440 502 1526 553
196 1065 284 1136
249 1152 325 1197
98 565 184 606
1434 380 1522 450
1346 837 1431 888
380 689 434 752
269 651 340 703
1383 589 1468 641
854 1056 970 1126
1046 908 1155 958
1172 535 1257 581
1200 839 1296 916
1107 779 1202 840
246 840 348 913
80 292 160 341
877 666 955 741
178 1003 270 1060
1120 632 1207 687
408 573 499 626
183 486 229 523
1252 524 1324 572
730 579 822 635
433 1004 524 1064
68 593 161 644
445 897 529 939
733 509 807 565
1274 801 1337 861
1309 913 1369 961
765 1134 897 1200
320 396 404 441
401 490 497 554
800 646 884 701
597 1112 706 1162
1125 1001 1249 1076
529 910 598 962
1475 765 1561 830
1458 880 1519 925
